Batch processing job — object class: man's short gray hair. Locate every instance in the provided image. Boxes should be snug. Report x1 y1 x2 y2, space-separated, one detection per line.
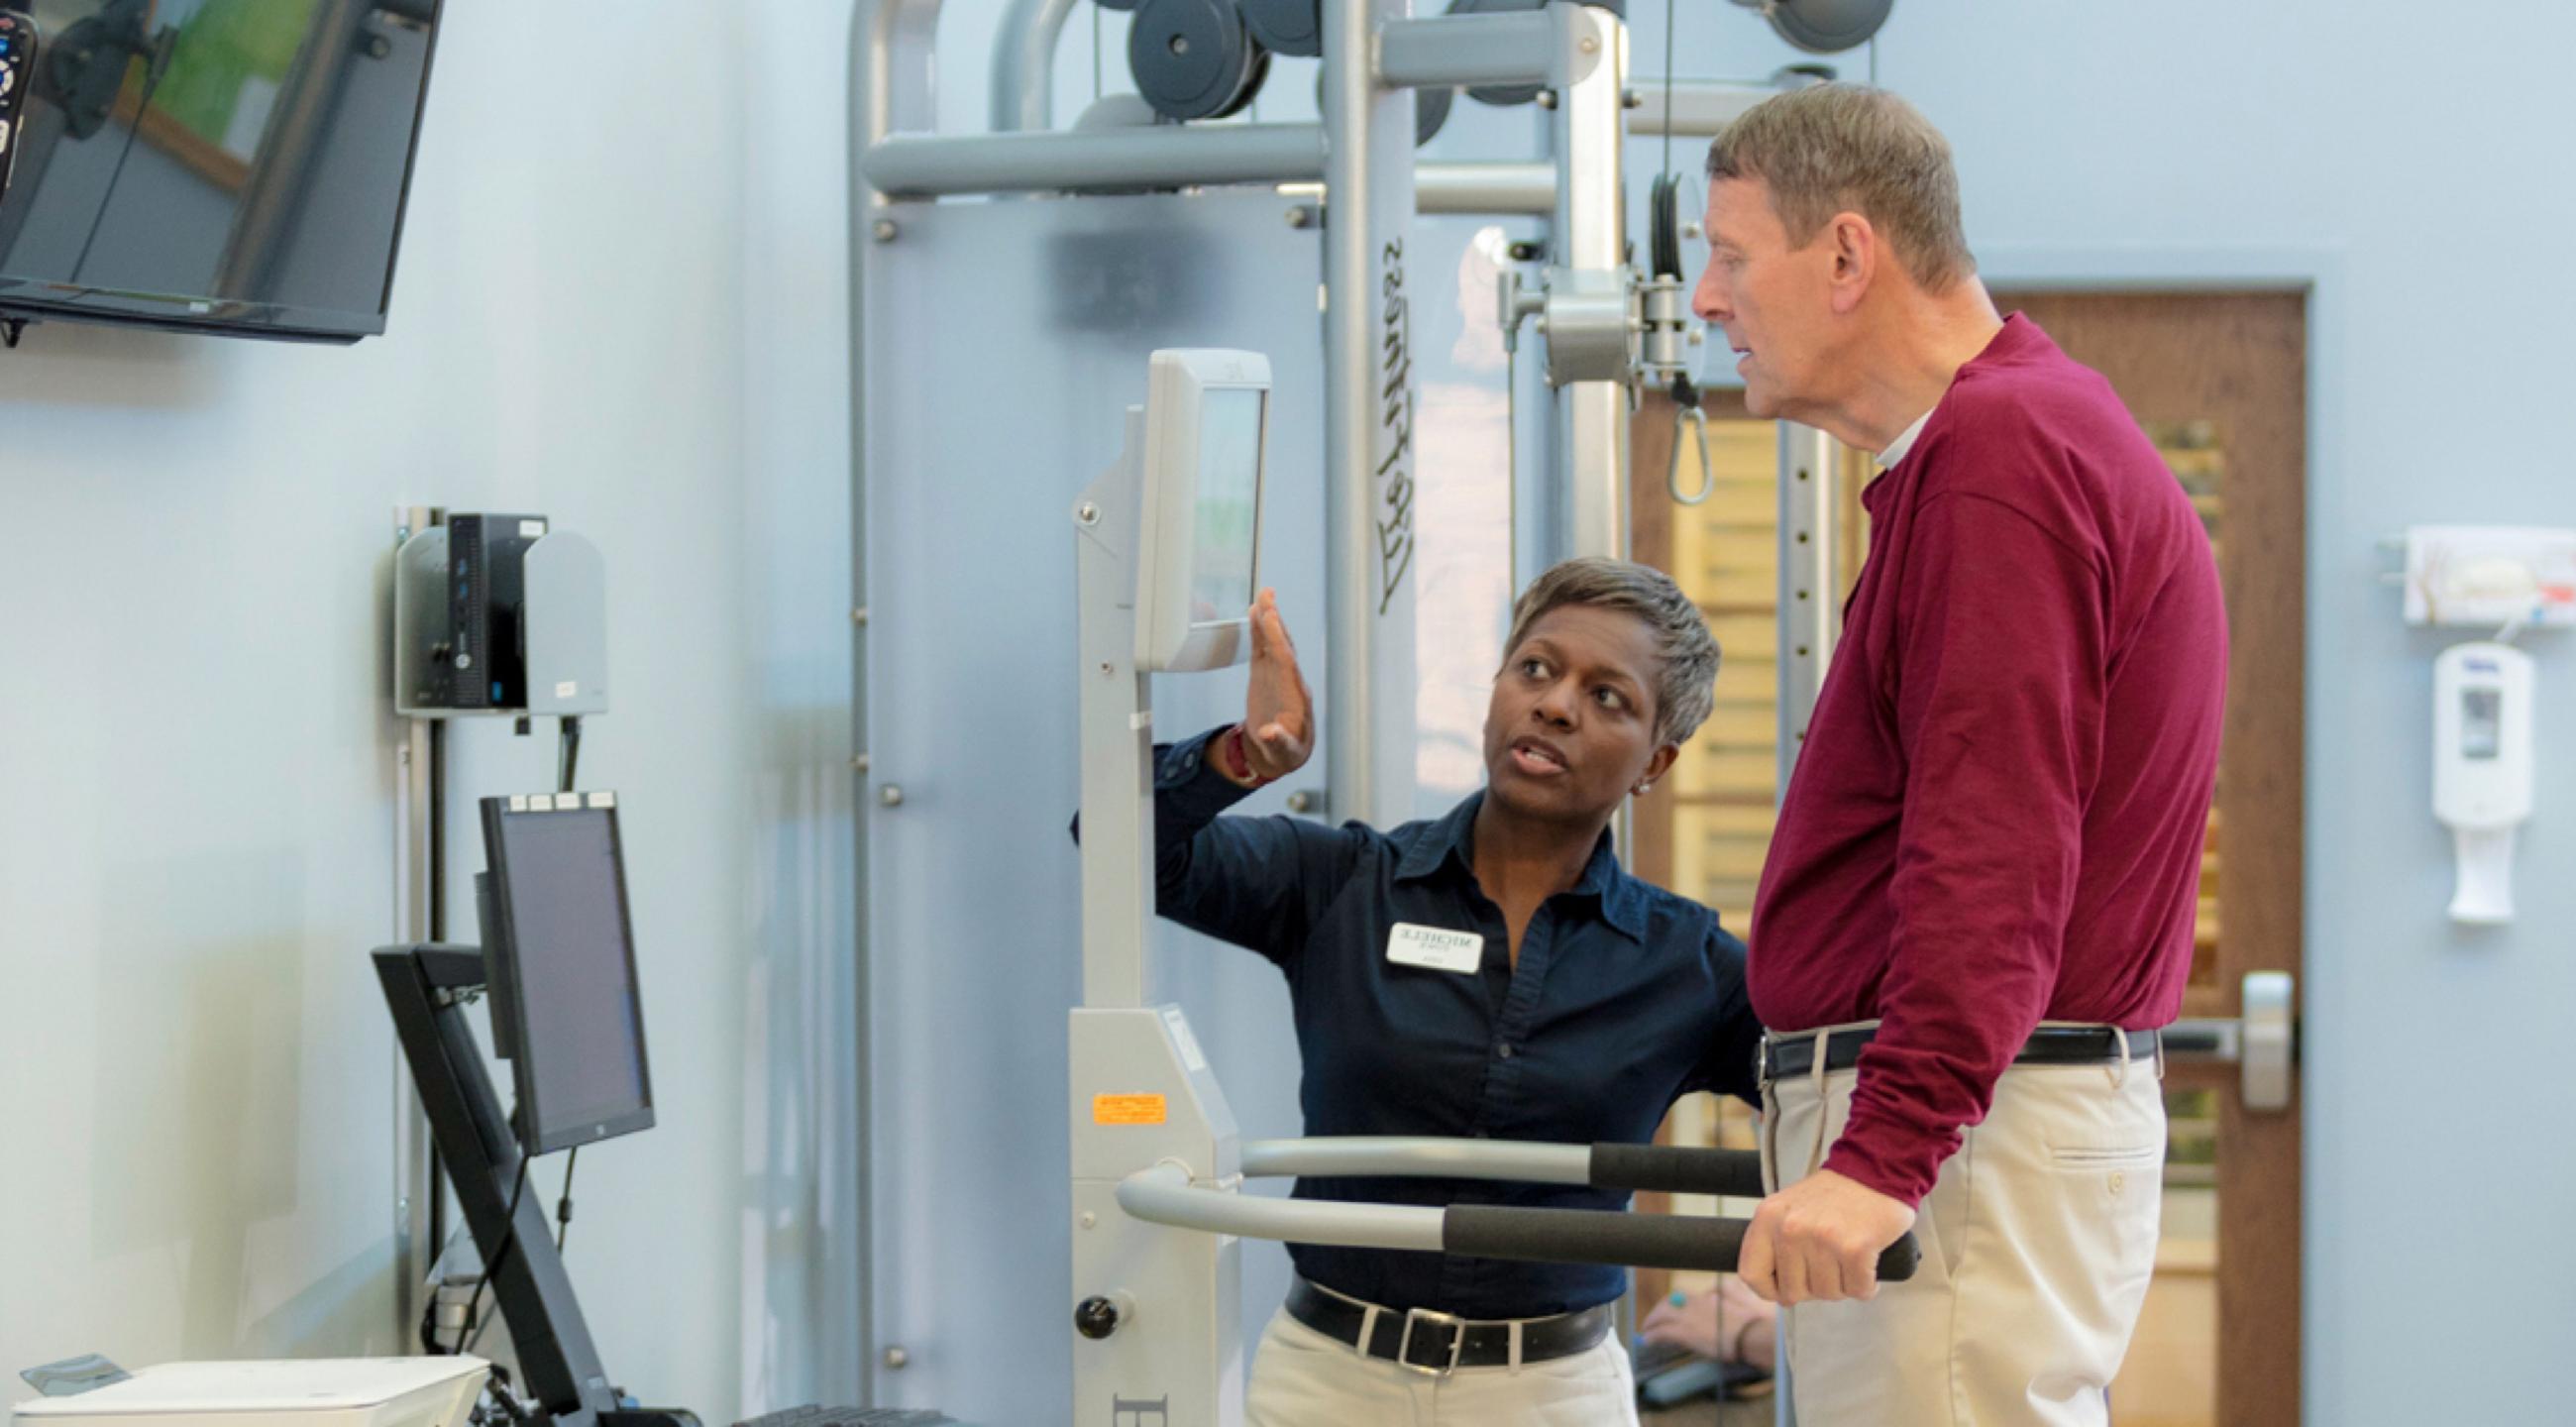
1501 557 1720 747
1706 83 1975 291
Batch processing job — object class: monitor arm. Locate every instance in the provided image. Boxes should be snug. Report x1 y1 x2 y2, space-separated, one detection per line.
376 944 699 1427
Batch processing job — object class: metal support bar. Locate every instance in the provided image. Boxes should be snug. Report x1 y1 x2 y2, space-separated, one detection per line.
1075 413 1154 1010
991 0 1079 133
1240 1137 1592 1183
863 125 1329 197
853 0 941 210
1323 0 1419 826
390 503 439 1351
1628 77 1799 138
1124 1160 1915 1279
1119 1162 1448 1253
1415 163 1557 215
847 2 936 1398
1775 423 1841 790
1550 7 1629 564
1377 3 1600 91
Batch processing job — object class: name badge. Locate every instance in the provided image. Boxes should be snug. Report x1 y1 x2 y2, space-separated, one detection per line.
1387 922 1485 974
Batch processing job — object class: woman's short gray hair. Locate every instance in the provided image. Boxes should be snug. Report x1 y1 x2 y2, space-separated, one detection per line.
1501 557 1720 747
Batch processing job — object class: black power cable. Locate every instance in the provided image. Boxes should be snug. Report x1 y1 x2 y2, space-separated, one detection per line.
66 22 173 286
1652 0 1701 414
553 1147 579 1253
557 715 582 795
460 1153 533 1356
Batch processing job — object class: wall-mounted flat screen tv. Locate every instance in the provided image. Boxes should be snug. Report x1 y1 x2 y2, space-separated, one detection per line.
0 0 444 343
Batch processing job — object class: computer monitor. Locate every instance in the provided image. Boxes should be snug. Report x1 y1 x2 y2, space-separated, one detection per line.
477 791 656 1155
1134 349 1269 674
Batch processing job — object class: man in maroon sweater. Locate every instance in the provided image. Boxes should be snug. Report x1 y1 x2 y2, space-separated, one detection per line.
1689 86 2227 1425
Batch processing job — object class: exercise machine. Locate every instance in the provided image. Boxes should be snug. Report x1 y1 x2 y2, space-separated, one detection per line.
1064 349 1914 1424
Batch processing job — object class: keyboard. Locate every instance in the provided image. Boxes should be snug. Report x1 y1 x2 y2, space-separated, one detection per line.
734 1408 955 1427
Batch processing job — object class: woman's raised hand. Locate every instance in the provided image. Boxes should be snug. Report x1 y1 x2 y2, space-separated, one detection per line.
1238 589 1314 783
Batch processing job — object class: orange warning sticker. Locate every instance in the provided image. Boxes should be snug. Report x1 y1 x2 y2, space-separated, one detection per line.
1093 1094 1168 1126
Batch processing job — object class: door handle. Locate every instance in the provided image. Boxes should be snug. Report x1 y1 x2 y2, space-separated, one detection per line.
2163 971 2297 1113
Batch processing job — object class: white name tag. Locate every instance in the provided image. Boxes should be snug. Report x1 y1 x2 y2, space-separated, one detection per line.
1386 923 1485 974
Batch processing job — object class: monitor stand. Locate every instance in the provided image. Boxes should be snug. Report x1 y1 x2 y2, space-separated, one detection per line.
375 944 699 1427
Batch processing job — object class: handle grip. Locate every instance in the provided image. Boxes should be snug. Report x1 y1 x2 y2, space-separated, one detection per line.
1445 1204 1921 1283
1587 1143 1765 1197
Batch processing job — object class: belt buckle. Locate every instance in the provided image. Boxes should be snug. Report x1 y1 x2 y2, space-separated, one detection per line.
1395 1306 1466 1377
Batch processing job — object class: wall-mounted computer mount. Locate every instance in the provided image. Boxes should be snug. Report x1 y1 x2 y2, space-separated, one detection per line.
395 512 610 719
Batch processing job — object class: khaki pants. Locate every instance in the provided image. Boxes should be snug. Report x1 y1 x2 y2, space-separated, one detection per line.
1762 1028 2166 1427
1241 1304 1639 1427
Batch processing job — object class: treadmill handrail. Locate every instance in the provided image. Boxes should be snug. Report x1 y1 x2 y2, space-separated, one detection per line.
1117 1158 1922 1280
1240 1137 1589 1185
1239 1136 1769 1198
1118 1161 1447 1254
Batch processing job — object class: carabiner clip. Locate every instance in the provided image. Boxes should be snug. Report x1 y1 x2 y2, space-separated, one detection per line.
1668 401 1716 506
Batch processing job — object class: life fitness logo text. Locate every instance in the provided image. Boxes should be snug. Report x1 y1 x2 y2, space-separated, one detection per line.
1376 239 1417 616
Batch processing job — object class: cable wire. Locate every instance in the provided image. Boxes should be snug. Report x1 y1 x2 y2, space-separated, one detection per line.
554 1147 579 1254
1660 0 1677 179
557 716 582 795
460 1154 534 1356
68 34 172 286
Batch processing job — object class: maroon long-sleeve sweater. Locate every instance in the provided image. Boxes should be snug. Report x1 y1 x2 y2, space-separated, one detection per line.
1749 314 2228 1208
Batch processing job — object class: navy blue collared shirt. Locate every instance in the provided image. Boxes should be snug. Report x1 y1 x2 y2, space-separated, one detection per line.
1149 728 1761 1318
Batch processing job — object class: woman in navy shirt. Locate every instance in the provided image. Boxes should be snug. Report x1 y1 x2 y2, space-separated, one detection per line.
1150 557 1762 1426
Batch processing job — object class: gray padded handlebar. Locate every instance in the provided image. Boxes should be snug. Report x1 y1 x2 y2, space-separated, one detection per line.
1126 1139 1921 1281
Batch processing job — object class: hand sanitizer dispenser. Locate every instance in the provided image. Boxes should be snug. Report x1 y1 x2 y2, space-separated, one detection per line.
2432 642 2534 925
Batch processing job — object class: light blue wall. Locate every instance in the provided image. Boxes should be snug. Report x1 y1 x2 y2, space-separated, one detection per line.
0 5 860 1421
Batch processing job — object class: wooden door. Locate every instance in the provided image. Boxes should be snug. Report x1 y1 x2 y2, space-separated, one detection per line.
1992 290 2308 1427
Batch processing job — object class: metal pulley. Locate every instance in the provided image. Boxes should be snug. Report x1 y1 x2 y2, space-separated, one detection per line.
1128 0 1271 122
1238 0 1320 56
1734 0 1894 55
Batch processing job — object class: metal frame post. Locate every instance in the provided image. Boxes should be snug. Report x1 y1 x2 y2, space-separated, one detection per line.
1073 413 1154 1010
1552 6 1630 562
1774 426 1842 795
844 0 941 1400
391 502 440 1351
1323 0 1420 826
991 0 1078 132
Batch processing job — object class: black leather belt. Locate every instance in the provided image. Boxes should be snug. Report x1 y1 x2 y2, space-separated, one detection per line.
1761 1026 2160 1082
1284 1277 1611 1375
